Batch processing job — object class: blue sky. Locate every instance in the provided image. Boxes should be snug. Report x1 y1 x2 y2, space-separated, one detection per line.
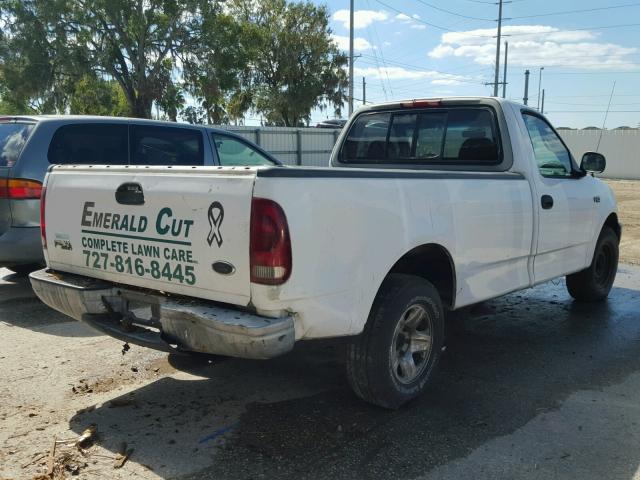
314 0 640 128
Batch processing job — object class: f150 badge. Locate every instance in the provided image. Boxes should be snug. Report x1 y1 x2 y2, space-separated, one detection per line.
207 201 224 247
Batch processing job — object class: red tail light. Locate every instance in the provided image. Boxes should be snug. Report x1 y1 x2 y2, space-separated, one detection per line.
40 185 47 249
0 178 42 199
250 198 292 285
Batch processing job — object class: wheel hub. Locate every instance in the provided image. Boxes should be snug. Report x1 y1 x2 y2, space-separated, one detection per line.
390 304 433 384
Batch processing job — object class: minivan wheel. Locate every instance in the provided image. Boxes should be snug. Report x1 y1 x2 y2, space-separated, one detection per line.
566 226 619 302
346 274 444 409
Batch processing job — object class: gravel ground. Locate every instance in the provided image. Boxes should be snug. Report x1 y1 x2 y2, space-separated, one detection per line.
607 179 640 265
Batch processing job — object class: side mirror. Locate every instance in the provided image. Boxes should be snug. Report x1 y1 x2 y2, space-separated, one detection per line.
581 151 606 174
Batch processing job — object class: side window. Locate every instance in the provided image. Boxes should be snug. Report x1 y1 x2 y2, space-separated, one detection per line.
522 114 573 177
341 113 391 161
48 124 128 165
211 134 276 166
340 108 500 165
130 125 203 166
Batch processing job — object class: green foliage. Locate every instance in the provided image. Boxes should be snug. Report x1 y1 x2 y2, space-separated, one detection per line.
69 75 128 116
231 0 348 126
0 0 348 124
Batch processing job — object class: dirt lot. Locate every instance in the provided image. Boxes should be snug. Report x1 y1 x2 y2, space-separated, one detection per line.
1 181 639 480
607 180 640 265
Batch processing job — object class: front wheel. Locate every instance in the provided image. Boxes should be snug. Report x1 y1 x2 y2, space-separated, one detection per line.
566 226 619 302
345 274 444 409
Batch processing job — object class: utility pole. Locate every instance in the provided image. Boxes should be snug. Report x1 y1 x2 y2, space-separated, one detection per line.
348 0 354 116
362 77 366 105
541 89 545 114
523 69 530 105
502 41 508 98
537 66 544 110
493 0 503 97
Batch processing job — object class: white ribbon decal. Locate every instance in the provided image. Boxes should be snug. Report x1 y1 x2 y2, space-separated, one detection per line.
207 201 224 247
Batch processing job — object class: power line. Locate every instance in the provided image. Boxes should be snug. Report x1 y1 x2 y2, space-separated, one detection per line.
373 0 454 31
414 0 494 21
507 2 640 20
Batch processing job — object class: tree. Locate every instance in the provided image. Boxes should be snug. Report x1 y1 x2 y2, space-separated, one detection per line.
231 0 347 127
182 3 253 124
0 0 91 113
66 0 195 118
69 75 128 116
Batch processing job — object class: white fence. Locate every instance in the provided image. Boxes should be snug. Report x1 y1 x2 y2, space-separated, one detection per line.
221 125 640 180
559 130 640 180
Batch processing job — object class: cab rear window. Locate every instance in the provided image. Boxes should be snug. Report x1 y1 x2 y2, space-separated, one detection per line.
0 123 35 167
340 107 501 165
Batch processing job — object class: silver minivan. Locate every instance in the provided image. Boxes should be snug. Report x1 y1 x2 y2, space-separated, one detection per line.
0 115 281 272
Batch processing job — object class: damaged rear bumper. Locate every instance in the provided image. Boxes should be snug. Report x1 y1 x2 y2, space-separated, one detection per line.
29 269 295 359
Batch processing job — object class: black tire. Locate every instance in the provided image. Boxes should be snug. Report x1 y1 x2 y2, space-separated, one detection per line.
566 226 619 302
346 274 444 409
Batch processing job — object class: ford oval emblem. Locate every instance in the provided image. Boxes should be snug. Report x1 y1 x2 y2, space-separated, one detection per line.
212 261 235 275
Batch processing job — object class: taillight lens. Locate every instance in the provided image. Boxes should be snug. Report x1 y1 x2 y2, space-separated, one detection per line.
0 178 42 199
250 198 292 285
40 185 47 249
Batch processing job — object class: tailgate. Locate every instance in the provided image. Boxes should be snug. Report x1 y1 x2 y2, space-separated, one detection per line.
44 166 256 305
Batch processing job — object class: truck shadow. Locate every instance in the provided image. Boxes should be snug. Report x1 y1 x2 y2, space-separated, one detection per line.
67 275 640 479
0 268 99 337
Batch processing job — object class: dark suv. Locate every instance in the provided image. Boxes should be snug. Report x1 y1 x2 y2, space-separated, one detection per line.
0 115 280 272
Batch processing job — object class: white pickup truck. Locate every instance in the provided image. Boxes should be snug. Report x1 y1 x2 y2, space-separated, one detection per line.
30 98 620 408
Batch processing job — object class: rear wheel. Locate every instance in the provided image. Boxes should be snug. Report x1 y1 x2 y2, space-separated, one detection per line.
566 226 619 302
346 274 444 409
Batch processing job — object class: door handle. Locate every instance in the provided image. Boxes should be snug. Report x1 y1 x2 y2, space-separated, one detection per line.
541 194 554 210
115 182 145 205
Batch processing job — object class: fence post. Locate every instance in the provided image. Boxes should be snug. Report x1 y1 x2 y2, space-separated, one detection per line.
254 128 261 146
296 129 302 166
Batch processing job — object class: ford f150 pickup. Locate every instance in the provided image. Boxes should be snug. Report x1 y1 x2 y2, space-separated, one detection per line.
30 98 621 408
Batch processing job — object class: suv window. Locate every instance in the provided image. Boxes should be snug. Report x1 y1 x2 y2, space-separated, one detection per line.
522 113 574 177
0 123 35 167
341 108 500 165
211 133 276 166
48 124 128 165
130 125 203 166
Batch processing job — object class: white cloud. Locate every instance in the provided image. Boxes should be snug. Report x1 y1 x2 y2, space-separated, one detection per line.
395 12 425 30
354 66 469 85
332 35 373 51
428 25 638 70
333 9 388 29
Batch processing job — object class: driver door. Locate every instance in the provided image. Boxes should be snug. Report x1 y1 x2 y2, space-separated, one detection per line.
522 112 597 283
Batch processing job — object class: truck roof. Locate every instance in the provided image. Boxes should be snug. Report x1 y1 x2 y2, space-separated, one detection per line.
355 96 527 114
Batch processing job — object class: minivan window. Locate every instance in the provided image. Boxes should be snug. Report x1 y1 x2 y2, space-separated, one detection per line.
0 123 35 167
130 125 203 166
48 124 128 165
211 133 276 166
341 108 500 165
